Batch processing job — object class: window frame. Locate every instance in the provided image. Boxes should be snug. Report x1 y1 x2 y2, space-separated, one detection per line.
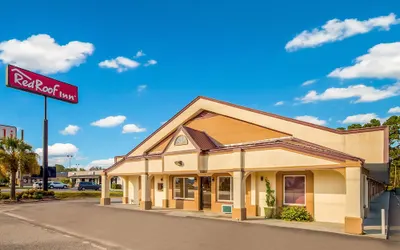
173 177 195 200
217 176 233 202
283 175 306 206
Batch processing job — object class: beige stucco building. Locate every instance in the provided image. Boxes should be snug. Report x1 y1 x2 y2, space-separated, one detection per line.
101 96 389 235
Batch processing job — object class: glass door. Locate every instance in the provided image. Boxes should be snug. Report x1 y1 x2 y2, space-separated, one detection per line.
200 177 212 210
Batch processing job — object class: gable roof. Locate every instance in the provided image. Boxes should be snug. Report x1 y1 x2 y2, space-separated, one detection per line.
123 96 387 158
183 126 217 150
104 96 386 173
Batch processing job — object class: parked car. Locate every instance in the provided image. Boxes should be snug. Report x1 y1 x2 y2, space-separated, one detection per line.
49 181 68 189
33 181 43 189
77 182 101 191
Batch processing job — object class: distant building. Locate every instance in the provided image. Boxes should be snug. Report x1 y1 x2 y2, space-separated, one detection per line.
68 170 121 187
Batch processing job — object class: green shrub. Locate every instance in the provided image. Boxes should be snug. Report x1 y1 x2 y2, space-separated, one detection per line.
280 206 313 222
111 183 122 189
54 191 123 199
0 193 10 199
61 178 70 185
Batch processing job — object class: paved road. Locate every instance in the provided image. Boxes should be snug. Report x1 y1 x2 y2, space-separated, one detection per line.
388 193 400 243
0 199 398 250
0 213 104 250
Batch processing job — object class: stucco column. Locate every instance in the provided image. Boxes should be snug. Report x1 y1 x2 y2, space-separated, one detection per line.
232 171 246 220
247 173 257 216
162 175 169 208
100 174 110 205
363 175 369 218
140 174 151 210
345 167 363 234
122 177 129 204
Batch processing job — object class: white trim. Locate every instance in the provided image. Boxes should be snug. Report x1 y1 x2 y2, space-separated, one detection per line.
173 177 196 200
283 175 306 206
217 176 233 202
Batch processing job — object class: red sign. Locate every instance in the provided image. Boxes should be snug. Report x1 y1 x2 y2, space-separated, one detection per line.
5 65 78 104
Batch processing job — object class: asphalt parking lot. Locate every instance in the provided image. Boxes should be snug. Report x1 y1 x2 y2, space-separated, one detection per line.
0 199 397 250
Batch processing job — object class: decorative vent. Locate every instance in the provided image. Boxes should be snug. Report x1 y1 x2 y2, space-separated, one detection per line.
221 204 232 214
174 135 188 146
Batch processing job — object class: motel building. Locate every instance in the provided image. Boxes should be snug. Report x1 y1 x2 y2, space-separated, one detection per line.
101 96 389 235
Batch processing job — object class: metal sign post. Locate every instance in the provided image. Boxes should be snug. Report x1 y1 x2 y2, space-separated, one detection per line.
43 96 49 191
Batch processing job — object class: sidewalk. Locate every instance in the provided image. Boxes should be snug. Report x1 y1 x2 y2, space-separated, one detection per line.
363 192 390 239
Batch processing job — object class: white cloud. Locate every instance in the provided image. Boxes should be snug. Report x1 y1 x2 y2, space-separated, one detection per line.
35 143 79 158
295 115 327 126
0 34 94 74
286 13 399 51
91 115 126 127
298 82 400 103
302 79 317 86
329 42 400 79
274 101 284 106
144 59 157 67
99 56 140 72
60 125 80 135
161 121 167 125
388 106 400 113
342 113 380 124
86 158 114 169
134 50 145 58
122 124 146 133
137 85 147 93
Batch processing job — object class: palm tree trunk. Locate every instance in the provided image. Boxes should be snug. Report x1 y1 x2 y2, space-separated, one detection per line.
10 171 16 200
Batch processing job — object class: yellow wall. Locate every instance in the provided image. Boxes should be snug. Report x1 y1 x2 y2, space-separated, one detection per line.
344 130 385 163
203 152 241 171
244 149 338 169
313 170 346 223
256 172 276 217
163 153 199 172
108 160 145 175
148 159 162 173
153 175 164 207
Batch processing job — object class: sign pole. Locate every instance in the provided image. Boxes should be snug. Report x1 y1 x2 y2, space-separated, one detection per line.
43 96 49 191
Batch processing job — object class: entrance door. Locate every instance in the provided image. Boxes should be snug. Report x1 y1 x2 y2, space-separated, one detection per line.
200 177 212 210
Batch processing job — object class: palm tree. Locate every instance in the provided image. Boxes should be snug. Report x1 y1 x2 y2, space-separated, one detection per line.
0 137 40 200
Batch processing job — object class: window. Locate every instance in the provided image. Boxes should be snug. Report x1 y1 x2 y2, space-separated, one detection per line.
174 177 195 200
174 135 188 146
284 175 306 206
217 176 233 202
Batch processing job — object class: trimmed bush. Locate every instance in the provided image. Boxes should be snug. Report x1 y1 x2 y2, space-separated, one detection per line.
0 193 10 199
111 183 122 189
54 191 123 199
280 206 313 222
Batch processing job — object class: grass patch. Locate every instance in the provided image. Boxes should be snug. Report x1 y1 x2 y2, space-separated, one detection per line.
54 191 123 199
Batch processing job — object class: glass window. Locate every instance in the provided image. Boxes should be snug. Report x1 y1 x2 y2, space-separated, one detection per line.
217 176 233 202
174 177 195 200
284 175 306 206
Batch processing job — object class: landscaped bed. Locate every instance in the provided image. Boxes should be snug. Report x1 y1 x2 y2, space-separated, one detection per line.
0 189 122 203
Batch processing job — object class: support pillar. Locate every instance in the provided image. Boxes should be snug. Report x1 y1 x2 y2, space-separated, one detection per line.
122 177 129 204
140 174 151 210
162 175 169 208
344 167 363 234
248 173 257 216
232 171 246 220
363 175 369 218
100 174 110 205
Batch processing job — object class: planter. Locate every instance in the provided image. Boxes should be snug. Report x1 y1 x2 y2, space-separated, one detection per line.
264 207 275 219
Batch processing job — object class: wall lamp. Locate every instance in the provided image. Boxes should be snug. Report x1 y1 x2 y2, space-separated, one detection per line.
174 161 184 167
260 176 264 181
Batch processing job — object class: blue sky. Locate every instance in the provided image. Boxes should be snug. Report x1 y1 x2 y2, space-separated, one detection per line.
1 0 400 168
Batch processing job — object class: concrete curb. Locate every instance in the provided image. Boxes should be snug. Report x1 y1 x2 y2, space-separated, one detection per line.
2 212 129 250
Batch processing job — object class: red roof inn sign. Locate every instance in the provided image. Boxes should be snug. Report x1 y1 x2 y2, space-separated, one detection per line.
5 64 78 191
6 65 78 103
